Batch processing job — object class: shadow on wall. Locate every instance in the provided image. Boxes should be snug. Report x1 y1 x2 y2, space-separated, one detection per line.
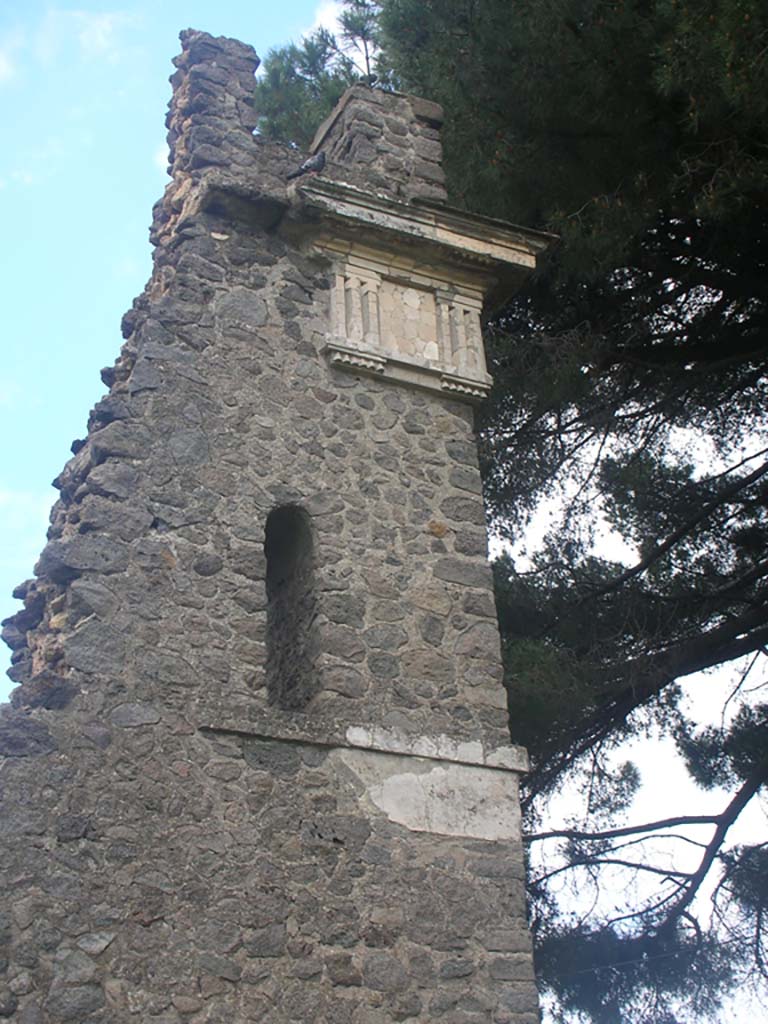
264 505 318 709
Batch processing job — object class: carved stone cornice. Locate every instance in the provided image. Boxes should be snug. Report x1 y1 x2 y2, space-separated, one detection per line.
287 177 552 404
324 339 492 403
325 342 387 375
294 177 552 285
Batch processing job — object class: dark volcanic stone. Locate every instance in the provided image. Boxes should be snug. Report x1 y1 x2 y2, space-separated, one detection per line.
0 715 57 757
44 985 105 1021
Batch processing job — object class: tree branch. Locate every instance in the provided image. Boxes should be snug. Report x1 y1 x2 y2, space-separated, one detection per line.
533 857 690 888
660 765 768 932
526 813 721 844
524 608 768 805
576 458 768 602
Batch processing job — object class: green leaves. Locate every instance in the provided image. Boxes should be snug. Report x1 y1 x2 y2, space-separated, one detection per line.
338 0 383 79
254 30 358 150
536 923 734 1024
678 704 768 790
253 1 391 150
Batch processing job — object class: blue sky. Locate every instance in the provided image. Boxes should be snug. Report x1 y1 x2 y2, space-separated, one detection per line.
0 1 342 698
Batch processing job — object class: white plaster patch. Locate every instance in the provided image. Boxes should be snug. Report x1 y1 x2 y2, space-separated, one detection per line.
336 748 521 841
344 724 528 772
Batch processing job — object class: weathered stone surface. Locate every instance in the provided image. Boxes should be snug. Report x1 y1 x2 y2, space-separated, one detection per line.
440 496 488 526
52 949 97 984
65 621 127 675
76 932 116 956
455 526 489 557
243 924 286 958
37 535 129 580
432 557 493 591
363 624 408 650
68 578 118 620
109 703 160 727
445 440 479 467
0 715 56 757
9 671 77 711
489 956 536 981
242 739 302 777
440 957 476 979
44 984 105 1020
198 953 241 981
418 612 445 647
362 951 408 992
215 287 268 329
90 421 150 463
167 427 210 465
455 622 501 660
463 589 498 619
0 27 539 1024
321 624 366 662
0 987 18 1018
325 951 362 987
193 552 223 576
76 495 153 541
325 666 368 698
85 461 139 499
401 648 454 683
55 814 90 842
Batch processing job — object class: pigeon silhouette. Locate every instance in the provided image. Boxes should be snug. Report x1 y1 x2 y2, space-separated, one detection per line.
286 151 326 181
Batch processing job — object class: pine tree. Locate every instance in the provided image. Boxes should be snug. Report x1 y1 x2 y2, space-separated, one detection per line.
378 2 768 1018
254 1 768 1018
254 1 390 149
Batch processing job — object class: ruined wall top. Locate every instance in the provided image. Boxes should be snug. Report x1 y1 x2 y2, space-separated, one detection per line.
309 85 447 204
167 29 262 173
157 29 448 230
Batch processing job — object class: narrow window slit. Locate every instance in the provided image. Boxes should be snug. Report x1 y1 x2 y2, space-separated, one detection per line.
264 505 318 709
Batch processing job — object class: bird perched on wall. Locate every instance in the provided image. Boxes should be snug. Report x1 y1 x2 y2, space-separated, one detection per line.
286 151 326 180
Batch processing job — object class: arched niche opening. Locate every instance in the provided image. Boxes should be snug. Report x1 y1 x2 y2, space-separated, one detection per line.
264 505 318 709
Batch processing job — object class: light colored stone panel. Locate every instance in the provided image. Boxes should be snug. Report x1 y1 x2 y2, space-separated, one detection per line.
345 723 528 770
336 747 521 840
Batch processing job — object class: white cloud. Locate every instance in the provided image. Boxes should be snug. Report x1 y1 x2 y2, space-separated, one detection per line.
305 1 344 38
0 489 51 555
72 11 131 58
4 136 66 189
35 11 67 63
153 142 170 174
35 10 132 65
0 380 22 408
10 169 37 186
302 1 371 75
0 10 132 82
0 28 24 84
112 255 142 280
0 51 14 83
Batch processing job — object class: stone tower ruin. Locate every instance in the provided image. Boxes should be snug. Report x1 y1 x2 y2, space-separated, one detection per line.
1 30 549 1024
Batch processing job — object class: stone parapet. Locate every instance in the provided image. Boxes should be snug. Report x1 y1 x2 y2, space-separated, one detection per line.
309 84 448 204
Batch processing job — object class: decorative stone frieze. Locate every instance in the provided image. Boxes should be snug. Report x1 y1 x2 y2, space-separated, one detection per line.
294 178 548 403
322 246 491 400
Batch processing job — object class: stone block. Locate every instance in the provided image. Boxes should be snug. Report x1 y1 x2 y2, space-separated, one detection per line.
0 715 57 757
